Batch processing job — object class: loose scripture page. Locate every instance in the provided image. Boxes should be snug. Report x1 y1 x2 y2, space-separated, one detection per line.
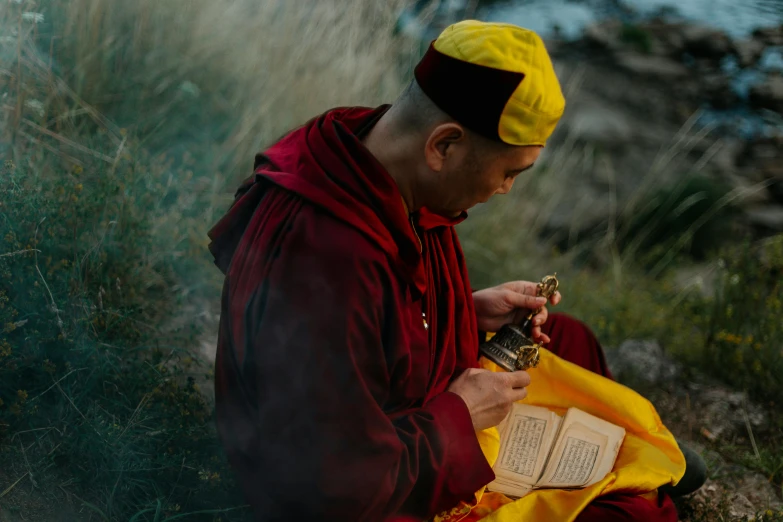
536 408 626 489
489 404 562 494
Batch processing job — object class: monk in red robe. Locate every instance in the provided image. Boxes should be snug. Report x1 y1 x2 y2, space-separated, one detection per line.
208 20 688 522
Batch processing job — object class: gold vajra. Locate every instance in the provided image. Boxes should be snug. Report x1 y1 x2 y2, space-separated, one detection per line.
516 273 559 371
537 273 559 302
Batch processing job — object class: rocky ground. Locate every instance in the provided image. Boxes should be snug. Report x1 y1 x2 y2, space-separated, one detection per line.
608 340 782 519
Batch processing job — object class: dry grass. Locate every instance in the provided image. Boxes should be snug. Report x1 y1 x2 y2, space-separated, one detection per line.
35 0 414 171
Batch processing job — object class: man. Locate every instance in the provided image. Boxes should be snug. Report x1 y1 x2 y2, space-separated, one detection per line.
208 21 690 521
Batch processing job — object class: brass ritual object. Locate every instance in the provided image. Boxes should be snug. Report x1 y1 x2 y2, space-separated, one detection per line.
478 274 559 372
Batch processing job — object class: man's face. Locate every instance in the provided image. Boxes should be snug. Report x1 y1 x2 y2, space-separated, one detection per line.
423 133 542 216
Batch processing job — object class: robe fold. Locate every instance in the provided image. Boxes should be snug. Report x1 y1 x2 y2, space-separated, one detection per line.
208 105 679 522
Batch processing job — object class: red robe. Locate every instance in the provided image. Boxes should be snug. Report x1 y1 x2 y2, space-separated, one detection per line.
208 106 677 522
209 106 494 521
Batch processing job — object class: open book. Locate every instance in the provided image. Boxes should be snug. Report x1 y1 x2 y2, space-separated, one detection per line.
487 404 626 499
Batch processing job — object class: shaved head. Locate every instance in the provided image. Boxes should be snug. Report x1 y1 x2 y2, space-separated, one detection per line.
387 80 450 136
387 80 512 157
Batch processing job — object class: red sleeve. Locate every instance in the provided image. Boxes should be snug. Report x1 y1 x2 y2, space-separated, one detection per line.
218 207 492 521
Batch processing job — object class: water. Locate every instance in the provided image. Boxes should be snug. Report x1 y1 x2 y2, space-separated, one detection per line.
622 0 783 38
480 0 783 40
479 1 610 40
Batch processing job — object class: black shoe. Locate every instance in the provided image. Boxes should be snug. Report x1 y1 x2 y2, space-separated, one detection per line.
659 440 708 498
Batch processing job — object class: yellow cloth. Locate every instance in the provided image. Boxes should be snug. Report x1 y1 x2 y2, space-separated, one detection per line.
439 348 686 522
433 21 565 146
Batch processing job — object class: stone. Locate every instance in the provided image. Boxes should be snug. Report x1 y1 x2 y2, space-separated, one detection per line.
729 493 758 520
655 25 687 57
735 472 783 512
615 52 689 78
701 72 740 108
738 136 783 170
727 174 773 206
584 20 623 51
567 103 634 147
749 75 783 113
696 386 769 445
745 205 783 230
681 24 733 60
608 340 680 385
544 184 611 236
733 38 766 68
708 138 743 174
752 26 783 47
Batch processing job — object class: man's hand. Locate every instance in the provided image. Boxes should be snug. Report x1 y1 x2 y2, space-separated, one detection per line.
473 281 562 343
448 368 531 431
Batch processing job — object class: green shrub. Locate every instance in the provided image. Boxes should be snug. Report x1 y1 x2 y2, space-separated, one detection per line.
617 175 739 271
699 236 783 406
0 136 246 519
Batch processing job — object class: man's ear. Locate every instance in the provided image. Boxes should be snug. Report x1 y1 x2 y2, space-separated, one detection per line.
424 123 466 172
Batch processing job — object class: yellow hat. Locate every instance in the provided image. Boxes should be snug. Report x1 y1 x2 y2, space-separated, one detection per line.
414 21 565 146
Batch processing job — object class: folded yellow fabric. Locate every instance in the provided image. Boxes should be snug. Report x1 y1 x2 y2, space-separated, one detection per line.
459 348 685 522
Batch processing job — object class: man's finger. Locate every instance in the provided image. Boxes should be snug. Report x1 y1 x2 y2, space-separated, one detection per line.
550 291 562 306
505 290 547 310
507 370 531 389
503 281 539 296
531 325 541 339
532 307 549 325
509 387 529 403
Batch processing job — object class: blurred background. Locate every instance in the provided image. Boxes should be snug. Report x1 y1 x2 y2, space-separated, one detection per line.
0 0 782 520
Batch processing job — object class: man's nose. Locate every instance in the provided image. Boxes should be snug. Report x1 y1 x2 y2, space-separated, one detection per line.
495 177 515 195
